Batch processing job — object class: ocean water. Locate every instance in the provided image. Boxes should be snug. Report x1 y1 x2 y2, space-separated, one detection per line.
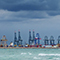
0 49 60 60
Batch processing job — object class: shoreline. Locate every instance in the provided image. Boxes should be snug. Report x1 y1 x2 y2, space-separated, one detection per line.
0 47 60 49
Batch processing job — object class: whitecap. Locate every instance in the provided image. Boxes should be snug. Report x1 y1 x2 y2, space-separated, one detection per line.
33 57 40 59
53 58 60 60
21 53 27 55
38 54 60 56
28 52 32 55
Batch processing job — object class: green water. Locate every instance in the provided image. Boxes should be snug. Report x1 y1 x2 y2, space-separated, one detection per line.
0 49 60 60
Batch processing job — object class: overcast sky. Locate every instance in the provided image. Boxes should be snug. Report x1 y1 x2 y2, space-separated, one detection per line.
0 0 60 45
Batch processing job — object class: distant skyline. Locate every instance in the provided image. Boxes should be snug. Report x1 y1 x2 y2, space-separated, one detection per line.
0 0 60 45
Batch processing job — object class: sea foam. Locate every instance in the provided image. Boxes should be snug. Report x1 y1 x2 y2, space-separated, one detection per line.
38 53 60 56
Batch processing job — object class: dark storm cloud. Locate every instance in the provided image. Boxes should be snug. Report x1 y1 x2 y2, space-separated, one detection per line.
0 0 59 11
0 0 60 21
0 10 50 22
47 11 60 16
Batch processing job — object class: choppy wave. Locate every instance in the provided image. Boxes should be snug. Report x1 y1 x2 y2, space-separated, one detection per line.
0 49 60 60
33 57 41 59
38 53 60 56
21 53 27 55
21 52 32 55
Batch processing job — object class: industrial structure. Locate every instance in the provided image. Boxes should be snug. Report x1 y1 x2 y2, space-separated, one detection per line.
35 33 41 45
18 30 23 46
44 36 49 45
1 35 7 47
14 30 23 47
29 30 32 45
33 30 35 44
14 31 17 46
29 30 35 45
50 36 55 45
58 36 60 44
1 30 60 48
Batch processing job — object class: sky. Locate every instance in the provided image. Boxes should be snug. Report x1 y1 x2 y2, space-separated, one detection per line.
0 0 60 45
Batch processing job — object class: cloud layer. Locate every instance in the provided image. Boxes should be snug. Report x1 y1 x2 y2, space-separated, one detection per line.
0 0 60 44
0 0 60 21
0 10 50 22
0 0 59 11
